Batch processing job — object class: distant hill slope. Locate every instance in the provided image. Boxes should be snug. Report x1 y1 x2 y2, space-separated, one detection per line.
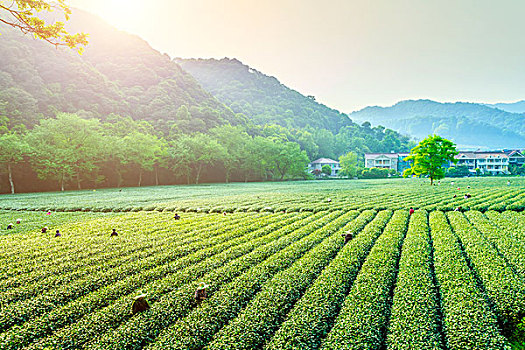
175 58 352 133
486 100 525 114
0 9 238 132
350 99 525 149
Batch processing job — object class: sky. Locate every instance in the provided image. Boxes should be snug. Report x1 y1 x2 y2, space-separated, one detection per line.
68 0 525 112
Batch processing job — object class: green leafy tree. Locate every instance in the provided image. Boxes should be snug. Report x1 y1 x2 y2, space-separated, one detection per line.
403 135 458 185
0 132 30 193
170 133 226 184
0 0 88 52
321 164 332 176
210 125 251 183
271 142 309 180
119 132 164 187
339 151 358 178
26 114 104 191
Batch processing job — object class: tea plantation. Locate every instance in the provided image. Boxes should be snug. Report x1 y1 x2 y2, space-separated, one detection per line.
0 178 524 349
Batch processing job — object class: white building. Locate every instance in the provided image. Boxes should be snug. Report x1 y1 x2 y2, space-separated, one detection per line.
455 151 509 175
308 158 341 176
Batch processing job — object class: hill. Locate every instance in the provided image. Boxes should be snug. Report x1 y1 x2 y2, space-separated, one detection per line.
350 99 525 149
0 9 239 133
486 100 525 114
175 58 352 133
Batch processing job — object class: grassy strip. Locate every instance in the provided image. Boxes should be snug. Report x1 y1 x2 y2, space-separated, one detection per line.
386 210 443 350
447 211 525 328
319 210 408 350
466 211 525 277
429 211 507 349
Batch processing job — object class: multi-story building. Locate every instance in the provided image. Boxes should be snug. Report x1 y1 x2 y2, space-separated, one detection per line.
505 150 525 167
364 149 521 175
308 158 341 176
468 152 509 174
364 153 411 173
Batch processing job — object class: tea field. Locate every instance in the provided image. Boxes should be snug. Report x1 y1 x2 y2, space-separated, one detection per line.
0 178 524 349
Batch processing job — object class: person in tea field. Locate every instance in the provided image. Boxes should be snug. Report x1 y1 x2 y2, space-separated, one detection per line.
341 231 353 244
41 227 48 233
409 207 415 215
132 293 150 314
195 282 208 303
6 223 13 230
55 230 61 237
454 206 462 212
16 218 21 224
174 213 181 220
110 228 118 237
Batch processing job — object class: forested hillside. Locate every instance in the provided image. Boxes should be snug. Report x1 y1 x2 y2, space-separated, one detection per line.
350 99 525 149
0 9 414 193
175 58 352 133
0 10 240 133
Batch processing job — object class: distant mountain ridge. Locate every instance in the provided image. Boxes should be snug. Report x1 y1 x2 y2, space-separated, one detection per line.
350 99 525 149
485 100 525 114
175 58 352 133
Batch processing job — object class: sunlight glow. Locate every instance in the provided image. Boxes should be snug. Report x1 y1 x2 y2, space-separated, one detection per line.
97 0 146 32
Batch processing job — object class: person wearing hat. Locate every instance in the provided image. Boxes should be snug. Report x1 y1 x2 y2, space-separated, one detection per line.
341 231 353 244
55 230 61 237
195 282 208 303
16 218 21 224
132 293 150 315
41 227 48 233
110 229 118 237
6 223 13 230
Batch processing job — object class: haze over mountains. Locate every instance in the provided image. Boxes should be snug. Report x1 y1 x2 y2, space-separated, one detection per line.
350 100 525 149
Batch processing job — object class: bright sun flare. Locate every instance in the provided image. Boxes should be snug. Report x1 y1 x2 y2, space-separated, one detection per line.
98 0 145 31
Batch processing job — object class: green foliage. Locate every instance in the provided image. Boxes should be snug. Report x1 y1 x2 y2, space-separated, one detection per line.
0 0 88 52
446 164 470 177
386 210 443 349
429 211 507 349
360 167 396 179
403 135 458 185
320 211 408 350
339 151 358 178
321 164 332 176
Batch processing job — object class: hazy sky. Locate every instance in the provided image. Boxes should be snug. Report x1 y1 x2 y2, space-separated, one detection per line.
69 0 525 112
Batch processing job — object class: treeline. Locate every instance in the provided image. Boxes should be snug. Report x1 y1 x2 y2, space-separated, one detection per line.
0 114 312 193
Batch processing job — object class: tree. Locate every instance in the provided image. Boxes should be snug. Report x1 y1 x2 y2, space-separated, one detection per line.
210 125 251 183
26 114 104 191
0 0 88 52
321 164 332 176
339 151 358 178
0 132 30 193
271 142 309 180
169 133 226 184
403 135 458 185
119 132 164 187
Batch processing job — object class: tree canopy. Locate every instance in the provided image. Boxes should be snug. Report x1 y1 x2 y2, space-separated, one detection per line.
0 0 87 52
403 135 458 185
